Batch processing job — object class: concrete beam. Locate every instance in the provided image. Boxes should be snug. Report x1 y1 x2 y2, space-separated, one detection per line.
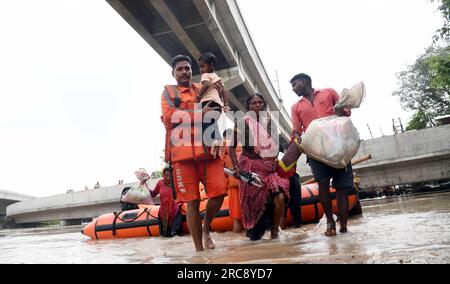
106 0 173 63
192 0 238 66
0 189 34 201
11 202 120 224
6 181 142 222
214 0 292 143
150 0 202 59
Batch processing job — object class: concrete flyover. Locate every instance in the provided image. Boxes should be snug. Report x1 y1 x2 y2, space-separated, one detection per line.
106 0 293 148
0 189 34 216
5 181 158 224
297 124 450 188
0 189 35 227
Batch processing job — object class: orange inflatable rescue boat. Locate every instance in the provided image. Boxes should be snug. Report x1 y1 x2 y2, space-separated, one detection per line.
81 183 357 240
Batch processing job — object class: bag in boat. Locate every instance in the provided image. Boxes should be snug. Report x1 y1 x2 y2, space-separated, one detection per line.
119 187 139 211
301 115 360 169
121 168 155 205
121 184 153 205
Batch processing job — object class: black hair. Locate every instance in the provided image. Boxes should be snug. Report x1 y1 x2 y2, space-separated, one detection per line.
290 73 312 87
246 93 266 111
163 167 170 174
197 52 217 70
171 54 192 70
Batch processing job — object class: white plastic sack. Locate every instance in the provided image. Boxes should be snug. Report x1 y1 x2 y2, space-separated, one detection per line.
121 185 153 205
121 168 155 205
334 81 366 110
301 115 360 169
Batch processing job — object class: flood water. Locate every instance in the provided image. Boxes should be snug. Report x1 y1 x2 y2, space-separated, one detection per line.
1 192 449 264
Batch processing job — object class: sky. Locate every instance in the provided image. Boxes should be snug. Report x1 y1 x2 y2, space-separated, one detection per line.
0 0 443 197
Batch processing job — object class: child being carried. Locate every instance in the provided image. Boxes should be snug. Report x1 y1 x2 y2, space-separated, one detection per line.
197 52 230 157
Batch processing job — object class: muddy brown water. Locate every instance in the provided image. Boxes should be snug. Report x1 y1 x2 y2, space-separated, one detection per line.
1 192 449 264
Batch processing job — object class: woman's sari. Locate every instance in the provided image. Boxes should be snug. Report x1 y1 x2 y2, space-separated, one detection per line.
239 116 289 235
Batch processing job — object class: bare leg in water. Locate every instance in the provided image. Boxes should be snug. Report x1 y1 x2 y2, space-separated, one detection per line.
318 179 336 237
202 194 225 249
271 192 285 239
232 219 242 233
186 200 203 252
336 188 349 233
280 209 287 230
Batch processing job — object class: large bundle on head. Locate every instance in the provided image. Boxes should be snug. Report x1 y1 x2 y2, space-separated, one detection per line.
301 81 365 169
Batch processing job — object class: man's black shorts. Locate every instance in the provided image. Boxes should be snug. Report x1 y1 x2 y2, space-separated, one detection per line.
307 157 353 189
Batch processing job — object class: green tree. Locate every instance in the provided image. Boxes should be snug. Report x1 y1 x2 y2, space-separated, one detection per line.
405 111 432 131
431 0 450 42
393 44 450 130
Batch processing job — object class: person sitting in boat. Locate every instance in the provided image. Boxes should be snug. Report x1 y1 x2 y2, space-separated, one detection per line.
229 93 290 240
349 173 363 216
150 167 183 237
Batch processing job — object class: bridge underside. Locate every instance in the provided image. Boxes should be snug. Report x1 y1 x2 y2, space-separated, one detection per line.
106 0 292 147
0 200 19 216
10 202 119 224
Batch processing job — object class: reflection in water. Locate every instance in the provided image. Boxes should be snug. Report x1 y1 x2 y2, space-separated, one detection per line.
1 192 449 264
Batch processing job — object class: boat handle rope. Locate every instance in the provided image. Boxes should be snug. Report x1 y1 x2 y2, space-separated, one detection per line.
111 208 159 236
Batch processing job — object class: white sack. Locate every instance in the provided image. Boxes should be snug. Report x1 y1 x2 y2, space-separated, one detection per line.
301 115 360 169
334 81 366 110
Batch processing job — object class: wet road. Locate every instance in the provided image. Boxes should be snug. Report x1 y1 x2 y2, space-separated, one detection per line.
1 192 449 264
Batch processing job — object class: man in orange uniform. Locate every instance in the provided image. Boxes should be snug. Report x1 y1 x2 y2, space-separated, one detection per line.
161 55 227 252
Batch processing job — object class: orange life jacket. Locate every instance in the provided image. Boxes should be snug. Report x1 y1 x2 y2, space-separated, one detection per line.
162 85 213 163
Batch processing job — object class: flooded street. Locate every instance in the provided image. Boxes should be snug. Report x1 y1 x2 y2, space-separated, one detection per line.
1 192 449 264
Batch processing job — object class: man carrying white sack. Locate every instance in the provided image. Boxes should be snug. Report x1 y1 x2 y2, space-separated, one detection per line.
290 73 353 237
